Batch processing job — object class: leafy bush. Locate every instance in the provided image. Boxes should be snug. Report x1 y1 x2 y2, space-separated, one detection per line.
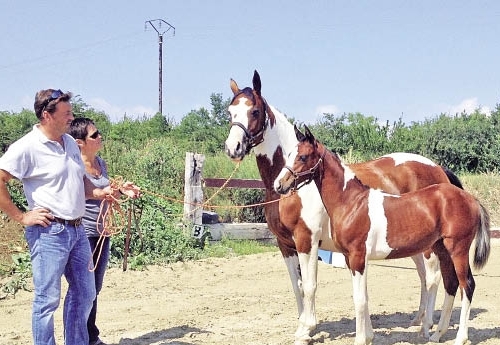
1 252 31 298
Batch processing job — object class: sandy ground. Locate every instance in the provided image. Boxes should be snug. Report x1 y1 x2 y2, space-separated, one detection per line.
1 240 499 345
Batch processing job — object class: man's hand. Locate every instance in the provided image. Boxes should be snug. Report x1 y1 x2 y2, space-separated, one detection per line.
21 208 53 227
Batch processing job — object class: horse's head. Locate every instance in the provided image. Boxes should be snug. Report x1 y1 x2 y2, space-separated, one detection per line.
274 125 323 194
225 70 271 161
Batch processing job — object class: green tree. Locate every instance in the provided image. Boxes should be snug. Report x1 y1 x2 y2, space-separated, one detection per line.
0 110 37 153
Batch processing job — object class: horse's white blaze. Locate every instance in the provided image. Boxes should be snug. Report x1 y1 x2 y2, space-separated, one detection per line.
341 163 357 191
365 190 396 259
383 152 438 167
225 98 250 152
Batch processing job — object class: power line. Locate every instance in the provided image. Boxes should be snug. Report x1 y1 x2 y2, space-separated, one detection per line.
145 19 175 115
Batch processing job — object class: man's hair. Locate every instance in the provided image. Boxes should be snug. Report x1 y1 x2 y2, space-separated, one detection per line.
34 89 72 119
68 117 95 140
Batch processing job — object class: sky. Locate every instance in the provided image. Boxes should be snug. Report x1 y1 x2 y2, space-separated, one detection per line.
1 1 499 125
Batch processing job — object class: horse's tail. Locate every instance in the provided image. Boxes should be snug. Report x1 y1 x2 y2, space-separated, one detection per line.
442 166 464 189
473 201 491 270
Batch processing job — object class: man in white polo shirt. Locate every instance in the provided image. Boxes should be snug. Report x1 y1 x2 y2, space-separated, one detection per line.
0 89 139 345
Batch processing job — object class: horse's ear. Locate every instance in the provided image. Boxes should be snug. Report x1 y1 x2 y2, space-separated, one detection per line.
253 70 262 96
304 125 315 143
294 124 306 142
230 78 240 95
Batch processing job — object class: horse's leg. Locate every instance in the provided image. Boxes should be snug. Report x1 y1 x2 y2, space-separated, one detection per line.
294 247 319 345
420 251 441 338
429 241 459 342
453 267 474 345
351 265 374 345
409 253 427 326
283 253 304 316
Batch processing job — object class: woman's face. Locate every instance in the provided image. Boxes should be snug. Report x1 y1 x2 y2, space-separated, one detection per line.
83 124 103 152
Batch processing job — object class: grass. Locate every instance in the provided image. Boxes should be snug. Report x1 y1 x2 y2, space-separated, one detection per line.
201 238 279 258
460 173 500 227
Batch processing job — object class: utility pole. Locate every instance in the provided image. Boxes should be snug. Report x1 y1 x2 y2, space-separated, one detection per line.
145 19 175 115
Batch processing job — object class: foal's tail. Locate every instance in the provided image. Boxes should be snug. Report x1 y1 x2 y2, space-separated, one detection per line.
442 166 464 190
474 201 491 270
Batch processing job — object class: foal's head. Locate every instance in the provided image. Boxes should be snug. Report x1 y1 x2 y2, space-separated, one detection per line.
274 125 323 194
224 70 270 161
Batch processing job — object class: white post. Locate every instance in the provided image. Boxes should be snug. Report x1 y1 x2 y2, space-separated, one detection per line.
183 152 205 237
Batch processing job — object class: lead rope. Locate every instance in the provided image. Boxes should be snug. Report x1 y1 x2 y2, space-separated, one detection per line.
89 170 296 271
89 176 132 272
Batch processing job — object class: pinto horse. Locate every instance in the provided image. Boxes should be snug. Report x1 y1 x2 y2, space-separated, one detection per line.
224 70 464 344
274 125 491 345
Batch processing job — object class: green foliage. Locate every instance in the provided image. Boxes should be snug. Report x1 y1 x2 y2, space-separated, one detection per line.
110 200 202 268
1 252 31 298
310 112 392 161
6 179 28 212
424 111 500 173
0 109 37 153
312 107 500 172
2 93 500 278
170 93 230 155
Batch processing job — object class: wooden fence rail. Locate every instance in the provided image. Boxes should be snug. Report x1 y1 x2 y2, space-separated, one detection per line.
183 152 273 242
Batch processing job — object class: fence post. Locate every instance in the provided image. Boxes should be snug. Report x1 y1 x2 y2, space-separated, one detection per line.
183 152 205 231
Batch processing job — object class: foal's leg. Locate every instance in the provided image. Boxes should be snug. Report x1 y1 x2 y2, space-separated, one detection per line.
295 248 319 345
429 242 459 342
420 252 441 338
453 267 474 345
409 253 427 326
351 266 374 345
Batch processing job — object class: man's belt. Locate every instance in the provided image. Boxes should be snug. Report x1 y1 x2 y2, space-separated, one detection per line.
53 217 82 227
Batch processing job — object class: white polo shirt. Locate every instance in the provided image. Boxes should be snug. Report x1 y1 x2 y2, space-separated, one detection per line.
0 125 86 219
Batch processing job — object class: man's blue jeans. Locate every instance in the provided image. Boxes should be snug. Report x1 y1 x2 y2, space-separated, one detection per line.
25 222 96 345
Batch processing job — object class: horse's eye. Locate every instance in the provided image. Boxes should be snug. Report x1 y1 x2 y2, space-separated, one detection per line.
251 109 259 118
299 155 307 162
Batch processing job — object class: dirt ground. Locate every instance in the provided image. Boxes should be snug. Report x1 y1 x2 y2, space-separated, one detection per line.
0 240 499 345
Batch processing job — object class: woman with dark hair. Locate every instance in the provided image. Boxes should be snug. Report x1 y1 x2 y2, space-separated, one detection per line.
69 117 139 345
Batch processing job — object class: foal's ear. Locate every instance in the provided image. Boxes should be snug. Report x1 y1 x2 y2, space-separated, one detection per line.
304 125 315 142
294 124 306 142
230 78 240 95
252 70 262 96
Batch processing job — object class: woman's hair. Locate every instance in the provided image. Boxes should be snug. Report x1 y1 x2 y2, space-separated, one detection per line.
68 117 95 140
34 89 72 119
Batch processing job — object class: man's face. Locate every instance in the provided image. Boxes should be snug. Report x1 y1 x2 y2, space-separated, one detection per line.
46 101 74 133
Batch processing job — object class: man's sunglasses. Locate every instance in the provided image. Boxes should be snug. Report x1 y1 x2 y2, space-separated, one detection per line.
88 130 101 139
42 89 64 112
